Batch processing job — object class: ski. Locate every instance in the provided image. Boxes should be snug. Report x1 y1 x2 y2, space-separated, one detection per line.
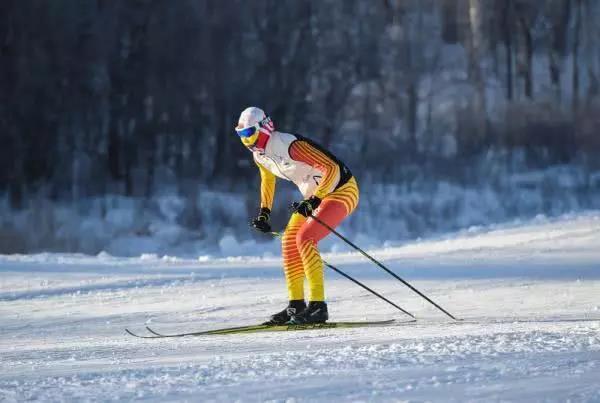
126 319 409 338
124 316 600 339
125 328 162 339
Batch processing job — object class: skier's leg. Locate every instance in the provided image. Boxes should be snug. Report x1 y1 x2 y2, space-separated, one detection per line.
263 214 308 325
282 212 307 300
296 178 359 301
295 200 347 301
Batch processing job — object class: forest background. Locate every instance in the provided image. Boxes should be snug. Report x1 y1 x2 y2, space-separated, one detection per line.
1 0 599 256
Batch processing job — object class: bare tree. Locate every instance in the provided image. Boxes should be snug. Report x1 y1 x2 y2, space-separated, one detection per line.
468 0 487 140
572 0 582 112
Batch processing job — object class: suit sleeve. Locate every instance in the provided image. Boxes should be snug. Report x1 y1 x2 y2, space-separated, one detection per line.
288 140 340 199
254 158 276 210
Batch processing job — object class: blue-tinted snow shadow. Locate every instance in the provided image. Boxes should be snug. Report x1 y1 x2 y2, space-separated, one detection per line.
1 259 599 303
330 259 600 280
0 274 219 302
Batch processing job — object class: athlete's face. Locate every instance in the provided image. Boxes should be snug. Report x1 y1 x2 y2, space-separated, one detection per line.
236 124 259 148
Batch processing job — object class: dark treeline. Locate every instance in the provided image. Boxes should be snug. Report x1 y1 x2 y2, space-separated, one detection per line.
1 0 600 209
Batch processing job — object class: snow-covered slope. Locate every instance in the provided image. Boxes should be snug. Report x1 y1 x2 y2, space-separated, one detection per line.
1 213 599 401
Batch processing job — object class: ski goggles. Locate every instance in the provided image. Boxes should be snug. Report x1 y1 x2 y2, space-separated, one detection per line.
235 116 273 138
235 125 259 138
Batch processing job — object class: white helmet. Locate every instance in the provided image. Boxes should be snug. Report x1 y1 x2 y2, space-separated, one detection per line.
236 107 274 147
237 107 267 129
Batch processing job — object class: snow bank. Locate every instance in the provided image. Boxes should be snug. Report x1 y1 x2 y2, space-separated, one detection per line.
1 165 600 257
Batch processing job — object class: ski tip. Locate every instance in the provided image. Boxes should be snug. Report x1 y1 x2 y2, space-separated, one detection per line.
145 326 164 336
125 328 140 337
125 328 160 339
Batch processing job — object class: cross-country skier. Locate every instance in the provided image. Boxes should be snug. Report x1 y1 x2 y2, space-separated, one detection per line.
235 107 359 325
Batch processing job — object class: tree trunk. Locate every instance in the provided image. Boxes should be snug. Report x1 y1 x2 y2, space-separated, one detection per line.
518 16 533 98
502 0 514 100
572 0 582 113
468 0 487 139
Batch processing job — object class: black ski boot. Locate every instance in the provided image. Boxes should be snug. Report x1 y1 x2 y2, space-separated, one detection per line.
263 300 307 325
288 301 328 324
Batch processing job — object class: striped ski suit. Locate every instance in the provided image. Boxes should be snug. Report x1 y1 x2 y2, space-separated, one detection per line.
253 131 359 301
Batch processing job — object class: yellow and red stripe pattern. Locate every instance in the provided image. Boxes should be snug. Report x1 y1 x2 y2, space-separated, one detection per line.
256 161 276 210
280 177 359 302
288 141 341 199
324 176 359 213
299 238 325 301
281 213 307 300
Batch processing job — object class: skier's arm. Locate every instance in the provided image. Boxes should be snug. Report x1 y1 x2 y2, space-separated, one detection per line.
255 160 276 210
288 140 340 199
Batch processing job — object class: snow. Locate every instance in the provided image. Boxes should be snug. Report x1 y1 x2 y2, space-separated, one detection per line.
3 163 600 257
1 213 600 401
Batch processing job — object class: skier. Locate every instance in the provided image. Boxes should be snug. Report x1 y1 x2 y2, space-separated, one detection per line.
235 107 359 325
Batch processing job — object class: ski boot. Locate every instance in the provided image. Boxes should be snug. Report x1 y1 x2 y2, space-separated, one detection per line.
262 300 306 325
288 301 328 324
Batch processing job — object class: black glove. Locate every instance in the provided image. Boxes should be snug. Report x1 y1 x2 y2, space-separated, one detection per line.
292 196 321 217
250 207 272 233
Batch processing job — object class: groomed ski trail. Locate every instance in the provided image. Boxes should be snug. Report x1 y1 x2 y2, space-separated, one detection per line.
1 213 600 401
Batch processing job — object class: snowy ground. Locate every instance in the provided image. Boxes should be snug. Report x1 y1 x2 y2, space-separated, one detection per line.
1 213 600 401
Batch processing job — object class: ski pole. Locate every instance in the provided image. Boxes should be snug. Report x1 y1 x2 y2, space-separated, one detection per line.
271 231 415 318
323 260 415 318
306 214 459 321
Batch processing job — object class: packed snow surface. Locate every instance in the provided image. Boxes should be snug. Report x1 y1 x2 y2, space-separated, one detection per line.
1 213 600 401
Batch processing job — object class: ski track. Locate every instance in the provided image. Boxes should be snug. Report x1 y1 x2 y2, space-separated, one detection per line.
1 214 600 401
